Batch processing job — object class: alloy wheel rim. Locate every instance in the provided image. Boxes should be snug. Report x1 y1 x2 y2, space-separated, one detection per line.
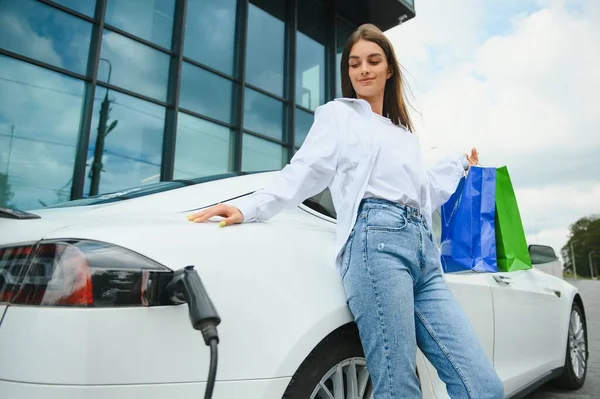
310 357 373 399
569 309 587 379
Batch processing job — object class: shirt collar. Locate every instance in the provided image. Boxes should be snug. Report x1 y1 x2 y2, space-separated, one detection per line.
335 98 407 130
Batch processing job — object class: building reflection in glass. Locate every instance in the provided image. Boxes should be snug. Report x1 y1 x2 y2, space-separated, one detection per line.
84 87 165 196
0 56 84 209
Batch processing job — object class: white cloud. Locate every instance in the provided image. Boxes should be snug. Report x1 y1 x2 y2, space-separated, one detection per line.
519 182 600 255
99 31 169 101
0 13 63 69
387 0 600 253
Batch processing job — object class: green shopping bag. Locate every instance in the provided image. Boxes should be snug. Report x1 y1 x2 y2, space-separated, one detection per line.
495 166 532 272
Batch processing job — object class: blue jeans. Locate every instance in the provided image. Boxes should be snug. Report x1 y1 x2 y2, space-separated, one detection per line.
341 198 504 399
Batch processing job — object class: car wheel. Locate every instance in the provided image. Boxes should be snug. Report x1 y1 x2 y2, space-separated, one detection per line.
553 301 588 389
282 325 374 399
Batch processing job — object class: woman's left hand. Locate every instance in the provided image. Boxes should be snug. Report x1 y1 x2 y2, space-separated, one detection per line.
466 147 479 169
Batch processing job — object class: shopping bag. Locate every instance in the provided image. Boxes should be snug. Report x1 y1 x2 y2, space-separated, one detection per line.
495 166 532 272
440 167 498 273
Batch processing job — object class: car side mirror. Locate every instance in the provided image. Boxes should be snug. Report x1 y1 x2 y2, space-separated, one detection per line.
528 244 558 265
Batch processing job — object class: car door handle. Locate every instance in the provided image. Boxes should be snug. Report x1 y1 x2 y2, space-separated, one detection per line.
493 275 513 285
544 287 562 298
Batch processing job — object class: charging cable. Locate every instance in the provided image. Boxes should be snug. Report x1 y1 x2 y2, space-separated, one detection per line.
166 266 221 399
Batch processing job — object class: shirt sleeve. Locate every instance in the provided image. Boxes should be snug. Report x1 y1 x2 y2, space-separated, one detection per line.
228 102 340 223
426 153 468 210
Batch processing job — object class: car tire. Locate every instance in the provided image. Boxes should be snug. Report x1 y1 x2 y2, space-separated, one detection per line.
552 301 588 390
282 324 374 399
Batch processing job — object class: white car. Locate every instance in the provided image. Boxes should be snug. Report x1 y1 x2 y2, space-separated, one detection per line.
0 171 588 399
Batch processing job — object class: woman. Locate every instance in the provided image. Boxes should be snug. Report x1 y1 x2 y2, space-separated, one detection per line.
188 24 504 399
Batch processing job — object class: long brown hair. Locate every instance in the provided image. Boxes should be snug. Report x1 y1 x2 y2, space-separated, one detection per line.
340 24 414 132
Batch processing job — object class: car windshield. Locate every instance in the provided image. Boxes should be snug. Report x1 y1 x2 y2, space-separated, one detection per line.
45 172 254 209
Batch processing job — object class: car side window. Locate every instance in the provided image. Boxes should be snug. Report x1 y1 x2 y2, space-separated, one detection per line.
303 188 337 219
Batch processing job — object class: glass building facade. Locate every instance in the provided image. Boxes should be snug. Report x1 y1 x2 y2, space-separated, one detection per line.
0 0 415 210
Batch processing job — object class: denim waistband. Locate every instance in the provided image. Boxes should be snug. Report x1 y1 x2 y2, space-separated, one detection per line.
358 197 427 226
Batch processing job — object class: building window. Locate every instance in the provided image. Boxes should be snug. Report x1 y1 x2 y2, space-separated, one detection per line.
0 0 92 76
99 30 170 102
184 0 238 76
180 62 236 124
242 134 285 172
246 1 286 97
296 0 326 110
50 0 96 18
105 0 176 50
174 112 233 179
295 107 314 148
336 18 356 98
84 88 165 196
244 87 284 141
0 56 85 210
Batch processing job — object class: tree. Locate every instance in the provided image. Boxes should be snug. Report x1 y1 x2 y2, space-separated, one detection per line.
562 215 600 278
0 172 14 208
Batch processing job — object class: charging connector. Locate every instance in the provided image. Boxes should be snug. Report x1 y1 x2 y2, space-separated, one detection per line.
166 266 221 399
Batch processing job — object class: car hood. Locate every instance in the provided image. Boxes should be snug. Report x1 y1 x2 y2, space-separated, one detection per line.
0 205 164 245
0 172 272 247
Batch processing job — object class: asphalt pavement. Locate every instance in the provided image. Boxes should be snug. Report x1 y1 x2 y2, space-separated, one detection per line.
526 279 599 399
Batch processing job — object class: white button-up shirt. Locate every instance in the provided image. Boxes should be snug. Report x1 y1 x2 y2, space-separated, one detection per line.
364 112 429 209
232 98 466 274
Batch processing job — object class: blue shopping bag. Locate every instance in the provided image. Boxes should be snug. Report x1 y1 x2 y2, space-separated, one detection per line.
440 167 498 273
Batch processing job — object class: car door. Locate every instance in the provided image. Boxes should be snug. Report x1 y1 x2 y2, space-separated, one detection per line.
424 272 496 399
486 268 564 395
422 211 497 399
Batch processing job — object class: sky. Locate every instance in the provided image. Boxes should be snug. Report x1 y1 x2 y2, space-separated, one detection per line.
386 0 600 258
